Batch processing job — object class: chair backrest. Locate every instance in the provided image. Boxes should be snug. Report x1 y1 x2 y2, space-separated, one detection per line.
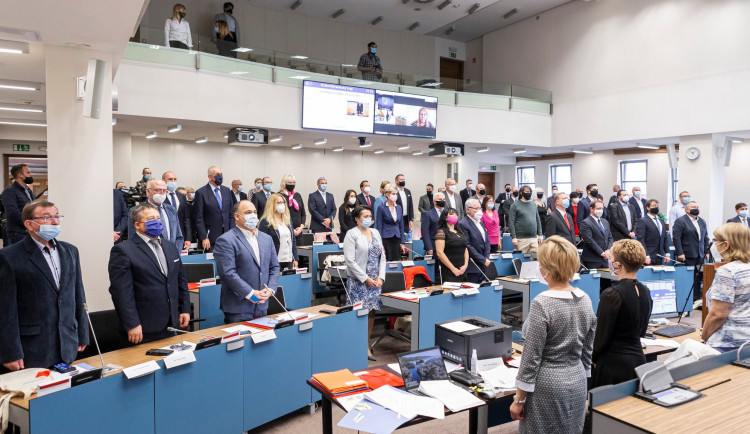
485 262 499 280
411 274 432 289
382 271 407 294
267 286 286 315
77 309 124 359
298 233 314 246
184 262 215 283
318 251 345 270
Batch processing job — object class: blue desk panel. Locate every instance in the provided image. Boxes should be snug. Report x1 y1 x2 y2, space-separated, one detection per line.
197 284 224 329
309 244 344 294
155 343 243 434
411 239 425 255
575 274 601 312
491 253 529 277
311 311 368 401
30 373 154 434
418 294 465 348
501 234 514 252
279 273 313 309
462 286 503 323
244 324 313 430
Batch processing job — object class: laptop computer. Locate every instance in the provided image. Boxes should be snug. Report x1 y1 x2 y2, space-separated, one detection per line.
396 346 451 395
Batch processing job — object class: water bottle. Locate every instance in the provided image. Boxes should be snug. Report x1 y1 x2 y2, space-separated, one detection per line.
406 230 412 242
470 349 478 375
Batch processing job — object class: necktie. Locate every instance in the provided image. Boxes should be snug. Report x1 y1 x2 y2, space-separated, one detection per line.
563 213 571 230
653 216 661 235
366 196 371 207
149 239 168 276
170 192 177 207
266 192 270 199
597 219 605 235
214 187 223 210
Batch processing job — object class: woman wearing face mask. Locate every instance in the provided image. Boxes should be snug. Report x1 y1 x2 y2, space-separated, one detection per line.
279 174 306 244
510 236 596 433
702 223 750 353
375 184 405 261
481 196 501 253
338 190 358 240
214 20 237 58
533 187 548 228
165 4 192 49
258 193 298 271
435 208 469 283
592 240 652 388
567 192 581 237
343 206 386 360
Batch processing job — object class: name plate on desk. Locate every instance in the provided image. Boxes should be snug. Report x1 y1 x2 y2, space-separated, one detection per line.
357 308 369 317
590 273 600 279
221 331 242 344
686 266 695 271
163 351 197 369
388 263 398 269
353 301 364 311
298 321 313 332
663 266 676 272
489 253 500 260
251 329 277 344
295 267 308 274
338 243 344 248
200 278 217 286
493 284 503 291
424 254 433 260
181 250 189 256
37 377 71 397
226 339 245 351
206 253 214 260
123 360 160 379
401 260 415 267
300 273 312 279
501 253 513 259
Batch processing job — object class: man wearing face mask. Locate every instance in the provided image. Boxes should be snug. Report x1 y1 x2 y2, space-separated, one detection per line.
135 167 152 192
231 179 247 203
418 183 434 217
214 200 280 323
444 178 464 220
460 179 475 207
579 200 614 269
421 192 445 256
496 183 512 231
0 201 88 371
460 198 492 283
502 186 519 230
670 191 691 229
608 189 638 242
163 171 192 251
578 183 608 224
544 193 575 245
308 177 337 238
252 176 274 215
508 186 543 256
2 164 36 245
629 186 647 219
128 179 184 253
608 184 621 205
394 174 414 235
672 201 709 267
546 185 559 211
727 203 750 227
358 180 376 209
636 199 670 265
357 42 382 81
214 2 240 45
109 203 191 345
194 166 235 252
470 183 487 204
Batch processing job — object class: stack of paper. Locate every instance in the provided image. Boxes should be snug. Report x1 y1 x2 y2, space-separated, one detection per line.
479 364 518 390
364 385 444 419
640 338 680 348
417 380 485 412
337 398 415 433
441 282 463 289
311 369 370 398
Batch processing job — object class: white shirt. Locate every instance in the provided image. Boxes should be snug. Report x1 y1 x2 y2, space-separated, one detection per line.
635 198 644 217
238 226 260 262
31 237 61 288
319 189 327 204
669 203 686 228
398 188 408 216
650 214 662 235
471 217 486 241
168 192 180 211
233 192 241 203
164 18 193 47
277 224 293 263
621 201 632 231
689 215 701 240
447 191 456 209
389 204 398 222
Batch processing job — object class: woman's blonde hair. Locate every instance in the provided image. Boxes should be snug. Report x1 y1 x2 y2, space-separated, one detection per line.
611 239 646 272
538 236 579 283
216 20 230 39
280 174 296 191
261 193 290 229
383 183 397 195
713 223 750 263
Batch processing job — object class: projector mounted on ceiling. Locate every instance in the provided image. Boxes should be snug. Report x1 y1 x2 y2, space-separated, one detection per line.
429 142 464 157
227 127 268 147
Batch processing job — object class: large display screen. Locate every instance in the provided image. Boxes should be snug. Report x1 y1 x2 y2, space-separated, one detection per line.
373 90 438 139
302 81 375 134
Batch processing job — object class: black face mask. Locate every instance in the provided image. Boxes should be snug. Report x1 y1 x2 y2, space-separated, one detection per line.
590 189 599 197
536 193 544 199
689 208 700 216
285 184 295 192
649 207 660 215
427 190 433 196
23 176 33 184
225 8 233 14
435 200 446 208
398 181 406 187
522 192 532 200
479 189 486 196
512 191 519 197
505 187 511 193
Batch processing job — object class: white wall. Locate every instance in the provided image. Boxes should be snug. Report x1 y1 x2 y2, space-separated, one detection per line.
482 0 750 147
464 37 483 91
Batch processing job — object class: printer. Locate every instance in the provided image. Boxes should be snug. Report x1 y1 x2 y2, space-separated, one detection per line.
435 316 513 366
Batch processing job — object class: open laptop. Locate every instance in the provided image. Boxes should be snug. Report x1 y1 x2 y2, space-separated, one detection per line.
397 346 450 395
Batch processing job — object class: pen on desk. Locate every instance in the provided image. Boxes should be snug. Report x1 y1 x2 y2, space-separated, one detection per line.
697 378 731 392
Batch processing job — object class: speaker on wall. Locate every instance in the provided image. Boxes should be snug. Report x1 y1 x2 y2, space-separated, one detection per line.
724 139 733 167
82 58 106 119
666 143 678 169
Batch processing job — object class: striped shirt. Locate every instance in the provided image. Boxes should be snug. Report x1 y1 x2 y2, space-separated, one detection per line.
706 261 750 349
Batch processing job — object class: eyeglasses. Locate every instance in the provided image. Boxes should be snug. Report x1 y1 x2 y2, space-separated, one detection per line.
32 215 63 223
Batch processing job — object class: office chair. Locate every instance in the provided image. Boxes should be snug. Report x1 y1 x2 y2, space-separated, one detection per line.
184 262 215 283
370 271 411 355
77 309 125 359
298 233 314 246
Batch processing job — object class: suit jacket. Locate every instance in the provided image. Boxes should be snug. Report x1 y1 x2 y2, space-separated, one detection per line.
418 193 433 216
495 192 510 214
672 214 709 259
628 197 648 220
251 190 272 215
0 236 89 368
577 196 608 224
356 192 376 209
395 187 415 224
232 191 248 202
544 209 575 245
170 191 193 243
608 194 618 205
194 183 235 247
546 196 557 211
446 191 465 220
307 191 337 232
258 218 299 261
113 189 129 242
108 234 190 335
338 204 357 239
460 188 475 206
579 216 614 266
375 203 405 242
1 181 33 243
420 207 441 252
727 215 750 227
636 214 669 264
502 196 516 216
608 201 639 241
213 227 280 319
128 202 184 253
458 217 491 276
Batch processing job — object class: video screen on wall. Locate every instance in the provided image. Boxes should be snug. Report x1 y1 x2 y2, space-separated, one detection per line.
301 81 375 134
373 90 438 139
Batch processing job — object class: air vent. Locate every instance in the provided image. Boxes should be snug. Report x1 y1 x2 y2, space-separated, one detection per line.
413 0 436 3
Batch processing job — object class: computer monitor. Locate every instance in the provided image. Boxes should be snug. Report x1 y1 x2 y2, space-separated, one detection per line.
644 280 678 318
396 346 449 391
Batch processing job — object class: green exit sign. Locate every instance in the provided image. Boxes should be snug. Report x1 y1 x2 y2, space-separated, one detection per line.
490 165 497 171
13 144 30 152
449 52 457 59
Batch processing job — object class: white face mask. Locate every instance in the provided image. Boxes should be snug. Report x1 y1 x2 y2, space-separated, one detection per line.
621 195 629 203
468 184 473 190
245 213 259 229
474 210 483 220
348 197 356 205
538 268 549 285
573 198 580 204
594 209 604 218
364 186 371 193
152 193 166 205
275 204 285 214
711 242 727 262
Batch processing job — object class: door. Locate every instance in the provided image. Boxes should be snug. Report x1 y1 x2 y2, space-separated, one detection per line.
439 57 464 91
478 172 496 199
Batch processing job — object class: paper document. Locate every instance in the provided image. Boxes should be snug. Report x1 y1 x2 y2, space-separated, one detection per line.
364 385 445 420
388 291 419 300
441 321 480 334
506 357 521 368
158 340 197 352
387 363 401 373
417 380 484 412
441 282 462 289
276 311 319 322
641 338 680 348
338 393 366 412
476 357 505 372
338 398 414 433
221 325 253 333
479 364 518 390
443 359 462 373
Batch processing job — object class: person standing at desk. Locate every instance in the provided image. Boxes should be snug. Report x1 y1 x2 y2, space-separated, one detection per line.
727 202 750 227
1 163 35 245
510 236 596 433
608 189 638 242
434 208 469 284
544 192 575 245
372 180 389 225
421 192 444 256
418 183 434 217
636 199 670 265
702 223 750 353
259 193 298 271
460 198 491 284
343 206 386 361
579 200 614 269
338 190 358 240
592 240 652 387
394 174 414 235
308 177 337 237
194 166 235 251
214 200 280 323
280 174 306 244
480 196 501 253
508 186 543 256
375 184 405 261
672 201 709 267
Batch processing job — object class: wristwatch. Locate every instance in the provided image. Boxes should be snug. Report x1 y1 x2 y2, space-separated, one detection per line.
513 395 526 405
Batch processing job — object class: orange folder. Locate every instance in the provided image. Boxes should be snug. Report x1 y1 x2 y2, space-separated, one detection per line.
312 369 368 394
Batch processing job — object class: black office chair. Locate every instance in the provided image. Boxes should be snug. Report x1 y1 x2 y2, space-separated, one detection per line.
318 251 347 305
77 309 125 359
267 286 287 315
370 271 411 355
298 233 314 246
485 263 499 280
184 262 215 283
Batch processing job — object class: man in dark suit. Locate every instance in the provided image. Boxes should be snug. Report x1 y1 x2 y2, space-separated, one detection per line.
357 180 376 208
628 187 647 220
420 192 444 255
214 200 280 322
578 183 608 224
308 177 337 234
608 189 638 241
0 200 88 370
636 199 670 265
502 186 518 230
579 200 614 269
113 188 128 244
109 203 191 345
163 171 192 251
459 198 491 283
251 176 274 215
496 184 512 230
394 174 414 234
128 179 184 253
1 163 35 245
544 192 575 245
230 179 247 203
727 202 750 227
460 179 475 207
672 201 709 267
194 166 235 251
418 183 434 218
546 185 559 210
608 184 621 205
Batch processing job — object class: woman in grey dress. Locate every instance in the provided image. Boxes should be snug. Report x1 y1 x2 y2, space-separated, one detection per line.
510 236 597 433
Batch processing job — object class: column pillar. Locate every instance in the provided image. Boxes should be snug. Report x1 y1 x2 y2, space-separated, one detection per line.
678 134 725 235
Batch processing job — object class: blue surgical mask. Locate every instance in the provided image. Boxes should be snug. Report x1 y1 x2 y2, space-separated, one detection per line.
36 224 61 241
143 174 152 180
361 218 372 228
256 183 262 189
213 174 224 186
370 47 376 54
682 196 691 204
238 185 243 192
214 26 219 34
144 219 163 238
166 182 177 192
740 210 748 218
634 191 642 198
245 213 259 229
320 184 327 192
487 203 495 210
263 183 272 191
562 199 570 208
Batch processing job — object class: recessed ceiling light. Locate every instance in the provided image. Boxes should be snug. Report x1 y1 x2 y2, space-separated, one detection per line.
230 71 248 75
438 1 452 11
573 149 593 155
445 26 455 36
503 8 518 19
168 124 182 133
412 150 423 156
398 144 411 150
269 135 283 142
314 138 327 145
149 45 160 50
636 144 659 150
0 40 29 54
408 22 420 31
513 148 526 154
468 3 480 14
730 138 744 144
371 16 383 26
374 149 385 154
332 146 344 152
195 136 208 144
289 75 310 80
332 9 345 18
291 0 301 10
0 79 39 91
145 131 158 139
477 147 489 153
292 143 303 150
223 133 229 139
0 120 46 127
0 48 22 54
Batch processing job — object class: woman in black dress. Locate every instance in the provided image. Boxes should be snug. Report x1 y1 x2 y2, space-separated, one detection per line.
434 208 469 283
215 20 237 58
279 174 306 244
338 189 358 240
592 239 653 387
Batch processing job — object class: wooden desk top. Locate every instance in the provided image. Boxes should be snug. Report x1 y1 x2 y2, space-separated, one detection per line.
381 283 497 304
594 364 750 432
7 305 337 410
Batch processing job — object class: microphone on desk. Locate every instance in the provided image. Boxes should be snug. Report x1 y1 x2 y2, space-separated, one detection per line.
83 303 118 375
638 351 693 393
578 263 591 275
657 254 683 265
263 284 296 329
167 327 217 338
402 245 425 261
469 258 494 287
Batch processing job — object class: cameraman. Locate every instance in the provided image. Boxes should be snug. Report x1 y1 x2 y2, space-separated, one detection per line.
357 42 382 82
